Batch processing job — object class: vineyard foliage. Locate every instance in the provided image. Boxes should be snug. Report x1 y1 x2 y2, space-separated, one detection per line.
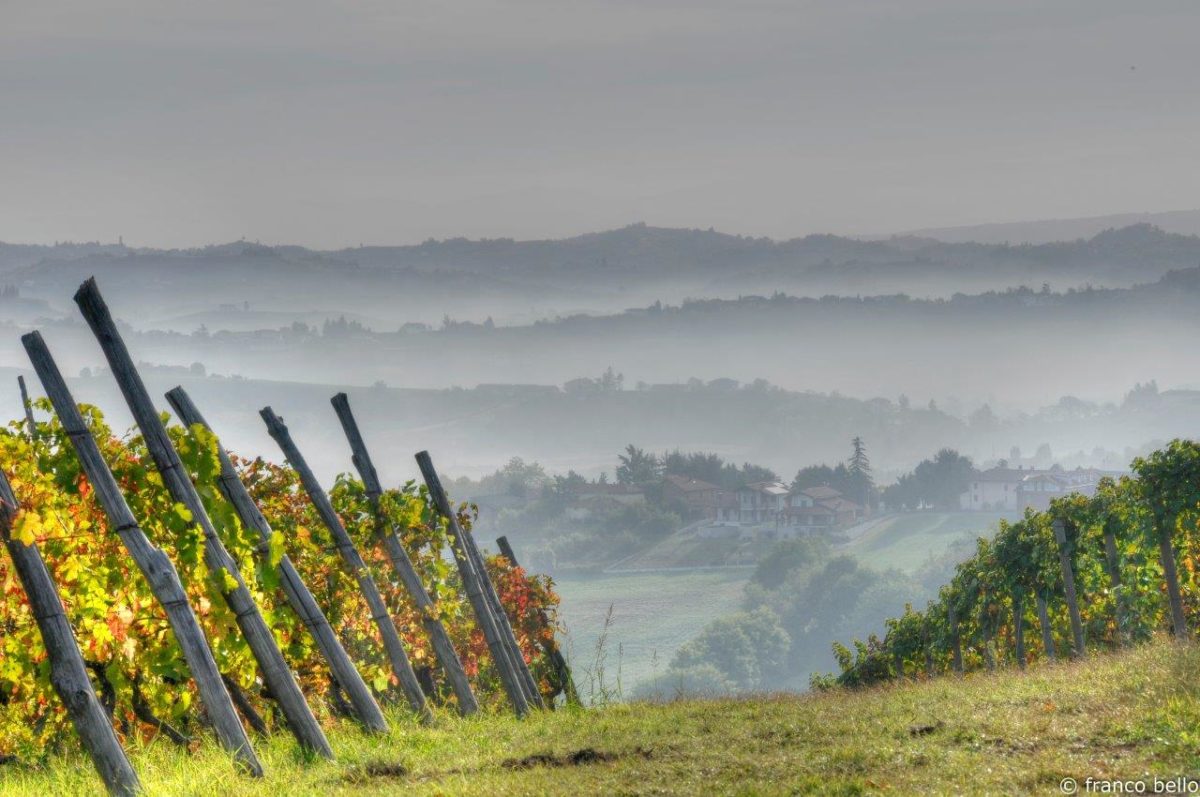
0 404 561 760
821 439 1200 689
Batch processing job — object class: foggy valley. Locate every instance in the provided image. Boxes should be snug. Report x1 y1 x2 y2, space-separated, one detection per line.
4 216 1200 694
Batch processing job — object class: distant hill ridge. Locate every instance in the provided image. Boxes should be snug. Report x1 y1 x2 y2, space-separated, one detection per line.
883 208 1200 245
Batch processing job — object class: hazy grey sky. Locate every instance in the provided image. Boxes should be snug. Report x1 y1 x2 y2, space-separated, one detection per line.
2 1 1197 248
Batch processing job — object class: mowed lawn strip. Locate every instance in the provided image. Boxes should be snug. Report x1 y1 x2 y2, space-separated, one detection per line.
3 640 1199 795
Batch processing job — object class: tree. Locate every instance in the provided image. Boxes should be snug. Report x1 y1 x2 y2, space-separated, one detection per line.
616 445 661 486
668 607 791 691
792 463 856 497
847 436 873 507
752 537 829 589
883 449 976 510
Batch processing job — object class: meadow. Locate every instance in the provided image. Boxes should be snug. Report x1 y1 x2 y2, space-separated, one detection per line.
552 570 752 697
841 511 1014 573
5 637 1197 795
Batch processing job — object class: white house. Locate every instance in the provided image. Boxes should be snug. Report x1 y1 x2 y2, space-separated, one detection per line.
959 467 1026 511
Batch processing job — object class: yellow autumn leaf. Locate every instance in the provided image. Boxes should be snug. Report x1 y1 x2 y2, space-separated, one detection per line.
219 567 240 593
14 512 42 546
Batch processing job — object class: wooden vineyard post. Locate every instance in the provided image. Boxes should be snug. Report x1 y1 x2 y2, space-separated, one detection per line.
1155 513 1189 640
1053 519 1086 658
416 451 530 716
948 603 963 675
165 387 389 733
0 470 141 797
496 535 580 705
1101 518 1128 647
445 489 543 708
1035 591 1056 662
1012 592 1026 670
329 393 479 716
22 331 262 776
921 624 931 676
72 279 333 759
18 374 37 440
979 598 996 672
259 406 432 723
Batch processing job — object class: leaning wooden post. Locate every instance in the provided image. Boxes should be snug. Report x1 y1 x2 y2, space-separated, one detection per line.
921 616 934 677
166 387 388 733
1012 591 1026 671
416 451 530 716
450 495 543 708
948 603 963 675
259 406 432 723
22 331 262 776
0 471 141 797
1101 517 1128 647
1035 591 1057 662
329 393 479 716
1155 512 1189 640
73 279 333 759
1052 519 1086 658
497 535 580 705
18 375 37 441
979 597 996 672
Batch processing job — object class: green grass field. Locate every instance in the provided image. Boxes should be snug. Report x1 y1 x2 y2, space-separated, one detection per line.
552 570 752 697
842 511 1014 573
7 638 1199 795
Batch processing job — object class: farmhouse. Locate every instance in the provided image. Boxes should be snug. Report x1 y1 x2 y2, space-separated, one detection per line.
735 481 790 523
959 467 1026 511
783 485 863 532
662 473 734 520
960 466 1126 512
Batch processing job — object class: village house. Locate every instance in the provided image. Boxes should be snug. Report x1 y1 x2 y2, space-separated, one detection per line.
1016 467 1123 513
959 467 1027 511
960 466 1126 512
661 473 734 520
735 481 790 523
783 485 863 532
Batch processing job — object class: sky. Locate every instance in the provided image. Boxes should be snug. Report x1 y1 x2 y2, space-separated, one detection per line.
2 0 1198 249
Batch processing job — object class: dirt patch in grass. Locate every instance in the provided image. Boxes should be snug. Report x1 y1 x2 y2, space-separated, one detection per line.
908 721 944 737
341 760 410 783
502 747 653 770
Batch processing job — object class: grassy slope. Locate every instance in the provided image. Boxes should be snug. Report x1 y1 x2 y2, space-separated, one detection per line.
6 640 1200 796
843 512 1014 573
554 570 751 693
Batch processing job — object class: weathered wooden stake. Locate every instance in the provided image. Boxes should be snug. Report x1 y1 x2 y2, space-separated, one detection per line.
416 450 530 716
73 279 332 759
22 331 262 776
1155 515 1189 640
1101 518 1128 647
0 471 141 797
166 387 388 733
1052 519 1086 658
18 375 37 441
948 603 963 675
329 393 479 715
921 624 931 676
259 406 432 722
1036 591 1056 662
497 535 580 705
455 506 543 708
979 598 996 672
1012 592 1026 670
